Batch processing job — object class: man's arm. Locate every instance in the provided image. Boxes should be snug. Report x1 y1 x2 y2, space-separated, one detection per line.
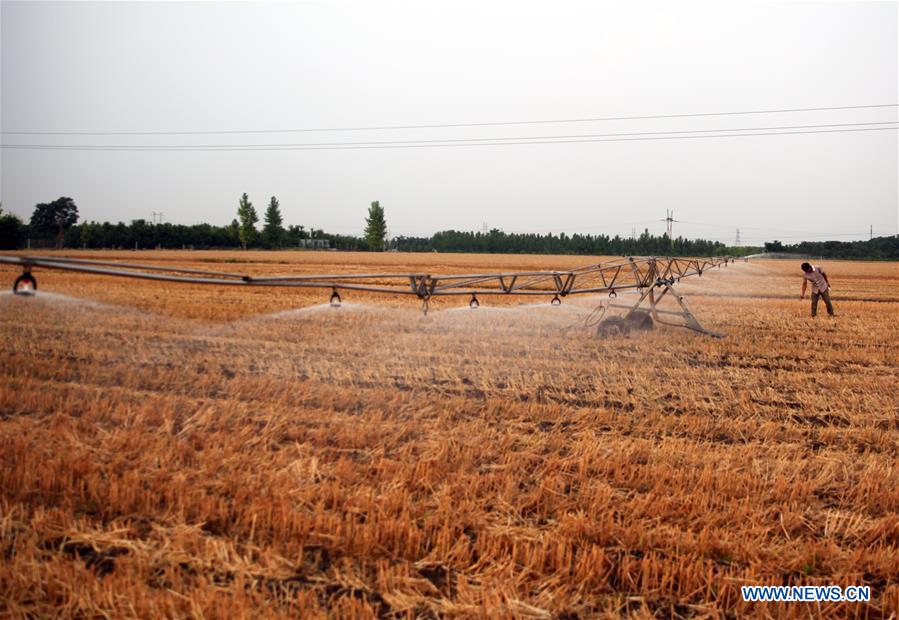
800 279 807 299
821 270 830 287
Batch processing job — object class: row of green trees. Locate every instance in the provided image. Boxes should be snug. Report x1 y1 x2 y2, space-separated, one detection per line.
764 237 899 260
0 197 80 250
8 194 894 258
394 228 746 256
0 197 757 256
233 195 387 251
0 195 360 251
235 193 291 249
64 220 341 250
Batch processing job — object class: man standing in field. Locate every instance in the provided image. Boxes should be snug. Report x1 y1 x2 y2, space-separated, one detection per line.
800 262 836 317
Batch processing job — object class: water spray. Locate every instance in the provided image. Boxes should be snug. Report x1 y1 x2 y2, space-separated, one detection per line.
0 255 734 336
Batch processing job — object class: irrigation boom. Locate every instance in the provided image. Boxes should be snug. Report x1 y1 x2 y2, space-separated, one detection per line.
1 254 734 336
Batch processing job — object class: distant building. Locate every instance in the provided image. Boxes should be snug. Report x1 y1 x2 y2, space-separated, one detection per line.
298 239 330 249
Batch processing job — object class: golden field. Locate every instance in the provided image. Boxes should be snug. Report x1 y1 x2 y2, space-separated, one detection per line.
0 250 897 618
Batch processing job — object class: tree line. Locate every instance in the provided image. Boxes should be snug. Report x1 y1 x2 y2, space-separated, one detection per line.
0 198 742 255
764 237 899 260
0 195 365 251
394 228 742 256
3 195 894 258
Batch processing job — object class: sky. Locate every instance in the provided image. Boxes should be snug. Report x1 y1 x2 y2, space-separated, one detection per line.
1 0 897 245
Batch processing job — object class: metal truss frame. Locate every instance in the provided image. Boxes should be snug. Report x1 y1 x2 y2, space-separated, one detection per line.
1 254 732 334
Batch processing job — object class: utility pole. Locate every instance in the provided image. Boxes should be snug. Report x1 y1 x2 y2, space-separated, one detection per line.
631 226 636 240
870 224 873 240
735 228 741 246
660 209 678 242
482 221 488 235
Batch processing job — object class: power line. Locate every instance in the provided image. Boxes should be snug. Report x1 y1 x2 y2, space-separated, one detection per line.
738 233 868 239
677 220 878 238
3 126 896 152
725 230 868 237
638 217 878 241
502 219 660 234
3 104 897 136
4 121 894 150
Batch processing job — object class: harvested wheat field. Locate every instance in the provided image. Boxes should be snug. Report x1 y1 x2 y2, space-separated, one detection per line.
0 250 897 618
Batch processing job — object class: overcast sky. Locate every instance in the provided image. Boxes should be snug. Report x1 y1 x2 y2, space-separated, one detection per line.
1 0 897 244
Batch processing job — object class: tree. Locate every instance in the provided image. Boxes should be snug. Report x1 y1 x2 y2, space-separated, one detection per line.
30 197 79 248
263 196 285 248
236 193 258 249
0 203 26 250
227 219 240 245
364 200 387 251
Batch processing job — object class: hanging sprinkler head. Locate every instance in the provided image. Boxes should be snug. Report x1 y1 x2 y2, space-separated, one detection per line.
13 272 37 296
550 295 562 306
469 294 480 309
329 289 341 307
609 289 617 299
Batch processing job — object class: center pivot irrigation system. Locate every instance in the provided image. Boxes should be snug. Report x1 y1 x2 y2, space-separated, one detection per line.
2 254 734 337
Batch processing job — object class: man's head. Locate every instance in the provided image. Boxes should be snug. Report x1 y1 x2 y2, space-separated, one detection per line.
801 262 812 273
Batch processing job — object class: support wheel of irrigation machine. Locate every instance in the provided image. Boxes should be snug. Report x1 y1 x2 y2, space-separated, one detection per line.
13 273 37 296
597 311 654 338
597 316 630 337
